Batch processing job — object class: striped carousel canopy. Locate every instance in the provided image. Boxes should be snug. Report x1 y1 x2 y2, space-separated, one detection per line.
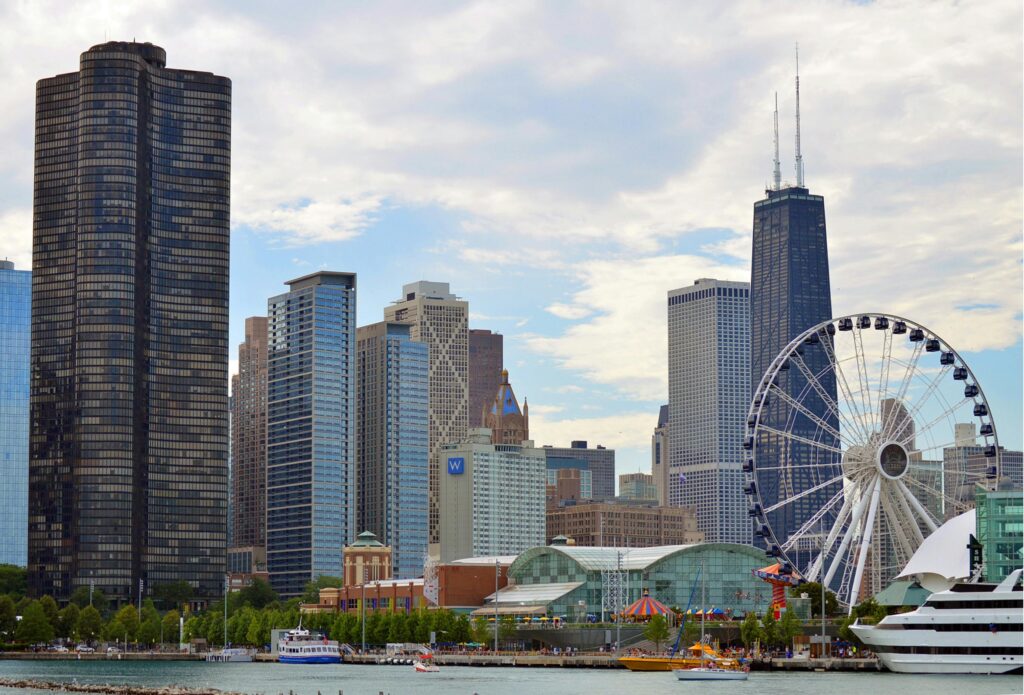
622 591 671 617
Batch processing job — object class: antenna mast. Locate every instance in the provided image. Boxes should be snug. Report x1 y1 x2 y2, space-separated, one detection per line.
794 43 804 187
773 92 781 191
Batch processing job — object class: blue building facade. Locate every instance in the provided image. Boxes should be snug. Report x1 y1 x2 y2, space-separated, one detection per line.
355 322 429 579
267 272 356 598
750 187 837 554
0 261 30 566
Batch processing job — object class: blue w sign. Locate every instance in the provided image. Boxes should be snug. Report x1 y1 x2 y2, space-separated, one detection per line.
447 457 465 475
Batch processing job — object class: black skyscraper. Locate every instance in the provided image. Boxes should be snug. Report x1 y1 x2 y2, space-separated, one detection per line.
30 42 230 602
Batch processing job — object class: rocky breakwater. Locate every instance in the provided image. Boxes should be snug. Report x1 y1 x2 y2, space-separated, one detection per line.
0 679 246 695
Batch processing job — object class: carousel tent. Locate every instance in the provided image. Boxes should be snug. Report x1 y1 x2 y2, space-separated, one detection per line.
621 591 671 618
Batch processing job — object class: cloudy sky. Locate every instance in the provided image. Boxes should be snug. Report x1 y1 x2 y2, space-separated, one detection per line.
1 0 1020 476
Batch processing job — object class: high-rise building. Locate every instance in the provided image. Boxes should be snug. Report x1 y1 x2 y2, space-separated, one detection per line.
482 369 529 445
545 501 704 547
436 429 546 562
29 42 230 602
355 321 429 579
618 473 659 502
668 279 750 544
541 442 615 500
652 405 669 506
546 466 593 510
750 80 836 550
384 281 468 545
0 261 30 567
267 272 356 598
469 329 503 427
231 318 268 554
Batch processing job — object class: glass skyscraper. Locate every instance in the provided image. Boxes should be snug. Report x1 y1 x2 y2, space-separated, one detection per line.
30 42 230 602
0 261 30 567
355 322 429 579
267 272 356 598
750 186 837 552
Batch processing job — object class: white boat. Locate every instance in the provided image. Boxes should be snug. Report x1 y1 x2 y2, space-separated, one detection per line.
675 666 748 681
851 568 1022 674
278 626 342 664
671 559 749 682
413 658 440 673
206 647 255 663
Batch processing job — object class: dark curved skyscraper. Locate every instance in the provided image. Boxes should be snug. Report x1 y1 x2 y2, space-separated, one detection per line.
29 42 230 602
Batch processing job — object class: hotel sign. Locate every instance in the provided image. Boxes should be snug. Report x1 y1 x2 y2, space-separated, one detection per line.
447 457 465 475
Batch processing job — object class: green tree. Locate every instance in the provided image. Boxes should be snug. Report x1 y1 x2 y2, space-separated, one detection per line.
161 609 181 645
498 615 517 645
739 611 762 648
451 613 471 643
790 583 840 617
76 605 102 643
761 610 780 648
38 595 59 630
16 601 54 645
300 575 343 604
139 615 161 646
778 609 802 647
152 581 194 611
110 604 141 644
69 586 108 614
471 617 491 645
56 603 80 640
0 565 27 597
237 578 278 609
0 595 17 639
643 614 671 652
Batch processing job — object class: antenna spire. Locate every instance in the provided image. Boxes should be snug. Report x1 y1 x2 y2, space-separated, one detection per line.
772 92 781 191
794 43 804 187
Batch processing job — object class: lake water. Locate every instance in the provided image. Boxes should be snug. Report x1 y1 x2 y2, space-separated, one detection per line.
0 660 1019 695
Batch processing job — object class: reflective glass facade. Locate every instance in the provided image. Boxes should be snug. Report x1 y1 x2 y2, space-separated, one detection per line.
975 488 1023 583
750 187 837 551
0 262 30 566
509 543 771 617
267 272 356 598
30 42 230 602
231 317 268 553
355 322 429 579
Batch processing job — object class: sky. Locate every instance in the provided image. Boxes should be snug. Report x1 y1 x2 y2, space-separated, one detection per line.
0 0 1021 478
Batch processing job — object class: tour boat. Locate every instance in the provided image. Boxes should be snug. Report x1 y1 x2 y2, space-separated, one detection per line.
278 626 342 664
851 568 1022 674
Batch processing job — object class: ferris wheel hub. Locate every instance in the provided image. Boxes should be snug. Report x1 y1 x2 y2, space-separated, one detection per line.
876 441 909 480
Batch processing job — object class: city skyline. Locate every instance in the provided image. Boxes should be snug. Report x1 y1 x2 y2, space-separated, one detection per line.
0 2 1020 478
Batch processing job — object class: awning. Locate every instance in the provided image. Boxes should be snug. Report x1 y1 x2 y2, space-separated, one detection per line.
470 604 548 617
482 581 584 606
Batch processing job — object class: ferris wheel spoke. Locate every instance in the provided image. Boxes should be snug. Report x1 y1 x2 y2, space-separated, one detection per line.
891 482 925 546
852 328 877 434
881 484 918 562
757 425 845 456
848 476 882 611
896 480 940 534
877 328 894 410
898 398 969 448
763 473 845 514
817 335 874 445
901 475 965 522
887 361 954 444
755 462 844 472
824 483 874 588
786 351 865 444
807 493 854 583
768 383 843 443
885 338 926 434
780 487 846 553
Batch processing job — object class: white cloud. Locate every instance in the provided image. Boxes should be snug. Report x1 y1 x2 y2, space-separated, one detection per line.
531 411 656 452
545 302 592 320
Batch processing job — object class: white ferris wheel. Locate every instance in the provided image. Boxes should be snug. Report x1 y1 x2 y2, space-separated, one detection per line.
743 314 1000 610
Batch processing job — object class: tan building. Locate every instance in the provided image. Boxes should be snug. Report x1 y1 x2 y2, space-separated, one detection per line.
546 502 704 547
469 329 503 428
546 468 591 510
230 317 268 556
343 531 392 586
651 405 669 506
384 281 469 545
482 369 529 444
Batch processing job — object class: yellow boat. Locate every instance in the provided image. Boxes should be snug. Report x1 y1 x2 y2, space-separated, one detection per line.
619 643 743 672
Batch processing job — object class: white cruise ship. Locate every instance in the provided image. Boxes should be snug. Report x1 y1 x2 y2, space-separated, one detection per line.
852 569 1022 674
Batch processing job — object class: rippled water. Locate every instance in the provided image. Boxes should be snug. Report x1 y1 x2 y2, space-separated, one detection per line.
0 660 1019 695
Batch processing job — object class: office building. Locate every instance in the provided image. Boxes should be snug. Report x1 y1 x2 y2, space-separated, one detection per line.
267 272 356 598
469 329 503 427
482 369 529 445
384 281 468 545
546 461 593 510
231 317 268 561
355 321 429 579
749 79 836 551
542 442 615 500
29 42 230 601
975 487 1023 582
618 473 659 502
652 405 669 506
668 278 750 544
436 429 546 562
0 261 30 567
343 531 392 586
942 422 1012 516
545 501 704 547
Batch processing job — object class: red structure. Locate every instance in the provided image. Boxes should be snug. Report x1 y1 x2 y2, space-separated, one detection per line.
752 563 804 619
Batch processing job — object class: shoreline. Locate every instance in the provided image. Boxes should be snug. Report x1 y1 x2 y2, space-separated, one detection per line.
0 678 243 695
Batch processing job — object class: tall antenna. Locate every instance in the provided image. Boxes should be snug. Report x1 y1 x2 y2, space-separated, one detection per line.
794 43 804 187
772 92 781 191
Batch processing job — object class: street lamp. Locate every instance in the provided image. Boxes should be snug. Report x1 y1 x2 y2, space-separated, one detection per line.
493 559 500 653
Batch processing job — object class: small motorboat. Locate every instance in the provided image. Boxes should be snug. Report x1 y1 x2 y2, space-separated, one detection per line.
674 666 748 681
413 654 440 672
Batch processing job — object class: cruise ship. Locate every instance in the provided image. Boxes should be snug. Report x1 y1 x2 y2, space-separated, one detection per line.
852 569 1022 674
